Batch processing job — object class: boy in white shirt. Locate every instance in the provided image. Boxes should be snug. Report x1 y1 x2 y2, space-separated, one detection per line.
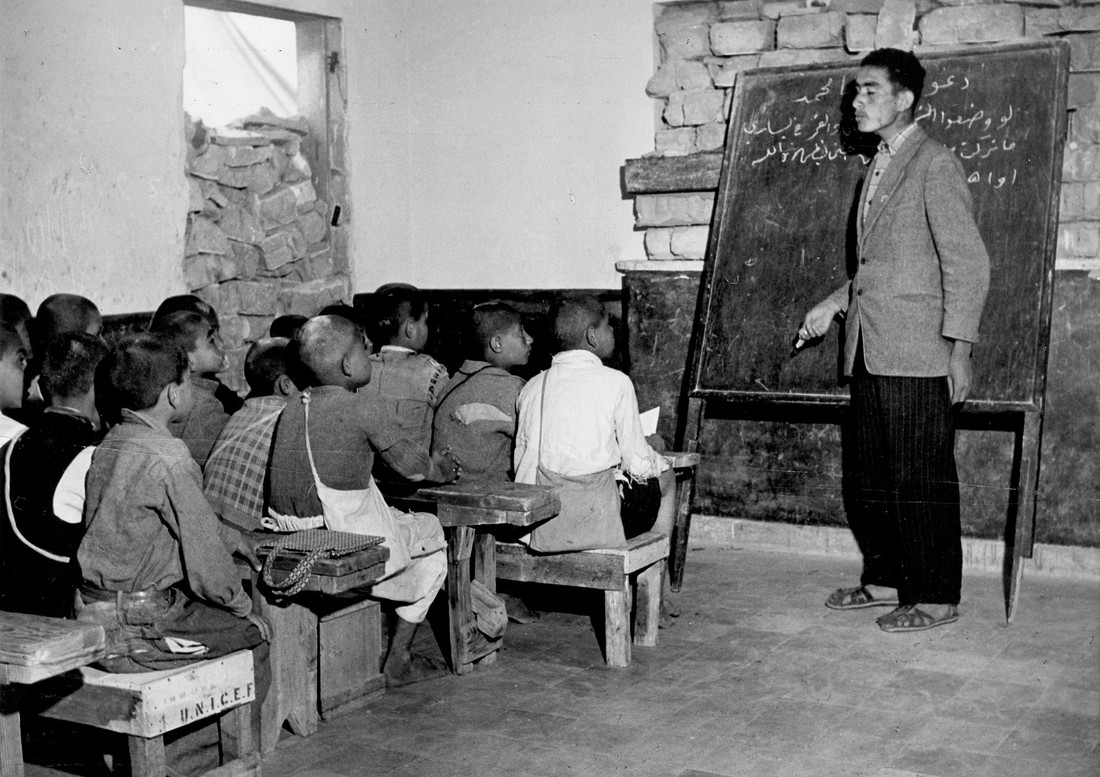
515 295 674 560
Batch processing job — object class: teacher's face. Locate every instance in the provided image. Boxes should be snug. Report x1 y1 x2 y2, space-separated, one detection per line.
852 66 913 141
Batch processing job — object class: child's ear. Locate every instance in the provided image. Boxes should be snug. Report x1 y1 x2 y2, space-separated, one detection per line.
275 374 295 397
340 353 353 378
585 325 599 348
403 318 416 340
166 381 183 410
489 335 504 354
186 352 197 371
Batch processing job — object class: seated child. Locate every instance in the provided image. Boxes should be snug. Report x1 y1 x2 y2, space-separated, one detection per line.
0 332 107 617
266 314 459 687
151 295 243 415
0 324 28 447
360 285 448 457
432 302 532 486
0 294 34 361
75 333 270 680
269 314 307 340
22 294 102 422
152 310 233 466
515 294 674 554
204 338 299 531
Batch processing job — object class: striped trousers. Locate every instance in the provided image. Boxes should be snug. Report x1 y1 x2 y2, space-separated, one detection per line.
849 364 962 606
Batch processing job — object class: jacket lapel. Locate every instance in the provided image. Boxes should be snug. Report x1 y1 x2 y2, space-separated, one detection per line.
859 124 928 250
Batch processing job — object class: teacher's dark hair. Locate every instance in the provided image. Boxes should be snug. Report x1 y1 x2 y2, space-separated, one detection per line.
862 48 926 110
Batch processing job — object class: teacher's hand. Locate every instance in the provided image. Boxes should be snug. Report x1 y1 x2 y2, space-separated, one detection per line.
799 298 842 341
947 340 974 404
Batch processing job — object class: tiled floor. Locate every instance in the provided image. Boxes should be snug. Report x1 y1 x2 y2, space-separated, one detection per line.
22 547 1099 777
258 548 1099 777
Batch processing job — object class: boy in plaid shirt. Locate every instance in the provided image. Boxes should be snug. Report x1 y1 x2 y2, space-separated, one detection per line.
204 338 299 531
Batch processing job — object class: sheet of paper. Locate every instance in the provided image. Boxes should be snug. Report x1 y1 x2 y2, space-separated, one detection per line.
639 406 660 437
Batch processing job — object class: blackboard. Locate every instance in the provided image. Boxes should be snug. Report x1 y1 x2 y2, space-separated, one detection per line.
691 41 1069 409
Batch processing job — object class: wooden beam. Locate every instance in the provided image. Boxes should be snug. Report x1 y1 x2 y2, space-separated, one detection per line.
622 153 723 194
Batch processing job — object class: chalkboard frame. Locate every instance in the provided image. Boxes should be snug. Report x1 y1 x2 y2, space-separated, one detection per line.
688 41 1070 413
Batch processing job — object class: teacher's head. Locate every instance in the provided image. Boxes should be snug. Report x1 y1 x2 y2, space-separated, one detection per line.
853 48 926 141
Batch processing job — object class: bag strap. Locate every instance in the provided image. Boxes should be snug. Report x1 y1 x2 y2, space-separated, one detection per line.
436 364 494 411
260 534 326 598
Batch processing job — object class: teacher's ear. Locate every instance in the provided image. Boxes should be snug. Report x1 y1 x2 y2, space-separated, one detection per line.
897 88 915 115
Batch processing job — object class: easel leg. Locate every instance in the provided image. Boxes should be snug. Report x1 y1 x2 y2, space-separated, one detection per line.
670 397 703 592
1006 412 1044 623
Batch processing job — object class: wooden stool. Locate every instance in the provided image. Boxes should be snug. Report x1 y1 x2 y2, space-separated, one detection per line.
0 612 105 777
39 650 259 777
496 531 670 667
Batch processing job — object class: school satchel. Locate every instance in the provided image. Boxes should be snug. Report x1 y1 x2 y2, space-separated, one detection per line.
257 530 385 598
528 465 627 553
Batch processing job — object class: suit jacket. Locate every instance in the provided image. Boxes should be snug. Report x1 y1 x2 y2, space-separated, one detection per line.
827 124 990 378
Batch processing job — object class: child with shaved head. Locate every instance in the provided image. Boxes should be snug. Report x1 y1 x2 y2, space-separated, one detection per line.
266 314 460 687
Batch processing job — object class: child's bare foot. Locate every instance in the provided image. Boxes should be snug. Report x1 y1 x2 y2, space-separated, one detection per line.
384 653 448 688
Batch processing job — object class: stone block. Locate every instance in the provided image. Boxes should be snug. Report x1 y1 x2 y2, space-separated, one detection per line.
655 127 697 156
665 94 687 127
244 315 276 341
919 5 1024 45
759 48 850 67
846 14 878 52
189 145 226 181
247 162 280 195
778 11 845 48
678 60 716 91
277 276 350 318
670 225 711 259
188 179 204 213
218 184 250 210
222 143 273 168
655 2 719 33
1063 142 1100 182
232 241 262 280
287 180 317 208
185 216 231 257
237 108 310 135
260 186 300 229
290 245 336 283
718 1 762 21
220 206 266 245
635 192 717 227
659 24 712 60
1068 32 1100 70
697 121 729 151
761 1 813 19
222 280 279 316
876 0 917 49
1061 182 1100 221
644 228 676 260
707 54 762 87
271 147 291 180
219 314 249 350
682 89 728 125
710 20 776 54
260 232 295 271
274 224 308 260
1025 7 1100 36
647 63 679 98
183 254 224 291
297 210 328 245
1071 87 1100 144
1004 0 1067 7
1058 222 1100 257
285 152 312 183
832 0 883 12
210 128 271 147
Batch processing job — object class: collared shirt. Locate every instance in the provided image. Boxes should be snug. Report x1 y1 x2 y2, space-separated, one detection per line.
431 360 524 485
203 395 287 531
0 413 26 448
267 386 445 519
79 409 250 617
358 346 448 451
862 120 920 222
514 350 668 484
168 376 233 467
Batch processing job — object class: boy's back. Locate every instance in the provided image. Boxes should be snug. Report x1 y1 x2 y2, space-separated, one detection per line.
432 360 524 485
358 346 447 451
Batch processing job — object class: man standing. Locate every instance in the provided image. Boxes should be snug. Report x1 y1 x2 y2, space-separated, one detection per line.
800 48 990 632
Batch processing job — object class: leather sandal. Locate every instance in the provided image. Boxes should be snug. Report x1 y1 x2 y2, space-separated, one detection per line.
825 585 899 610
878 604 959 633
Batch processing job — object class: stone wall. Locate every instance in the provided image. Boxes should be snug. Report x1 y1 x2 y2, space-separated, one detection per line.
640 0 1100 273
184 109 349 389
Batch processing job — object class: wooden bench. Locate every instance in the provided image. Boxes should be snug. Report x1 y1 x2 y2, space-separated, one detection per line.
0 612 105 777
495 531 670 668
39 649 259 777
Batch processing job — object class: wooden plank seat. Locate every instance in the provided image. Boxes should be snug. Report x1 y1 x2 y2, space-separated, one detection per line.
38 650 259 777
495 531 670 668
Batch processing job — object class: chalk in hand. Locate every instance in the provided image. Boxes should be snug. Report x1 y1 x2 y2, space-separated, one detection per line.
790 334 808 358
